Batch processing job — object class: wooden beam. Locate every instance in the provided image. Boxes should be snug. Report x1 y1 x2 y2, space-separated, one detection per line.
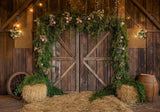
84 57 106 61
118 0 125 18
131 0 160 29
83 61 106 86
58 35 75 58
86 31 110 57
53 61 76 85
0 0 36 30
53 57 74 61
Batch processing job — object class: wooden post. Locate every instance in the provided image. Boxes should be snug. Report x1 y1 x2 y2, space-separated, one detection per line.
131 0 160 29
117 0 125 18
0 0 35 30
76 31 80 92
14 4 33 48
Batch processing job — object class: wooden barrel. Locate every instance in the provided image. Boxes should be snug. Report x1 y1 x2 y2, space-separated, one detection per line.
138 74 159 102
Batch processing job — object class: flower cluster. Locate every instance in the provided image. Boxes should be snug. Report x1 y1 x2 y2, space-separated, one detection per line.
10 27 22 39
63 12 72 24
135 28 147 39
40 35 48 43
34 10 129 81
76 18 83 24
89 10 104 20
49 14 56 26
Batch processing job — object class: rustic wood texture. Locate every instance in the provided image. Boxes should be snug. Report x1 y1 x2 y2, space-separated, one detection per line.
0 96 23 112
0 0 35 30
51 30 111 92
0 0 160 94
0 33 33 95
14 4 33 48
126 0 160 80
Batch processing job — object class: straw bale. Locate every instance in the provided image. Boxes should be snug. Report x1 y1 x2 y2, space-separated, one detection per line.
20 91 133 112
116 85 138 103
22 84 47 103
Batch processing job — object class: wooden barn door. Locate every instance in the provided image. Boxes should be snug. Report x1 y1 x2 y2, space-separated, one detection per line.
51 30 112 92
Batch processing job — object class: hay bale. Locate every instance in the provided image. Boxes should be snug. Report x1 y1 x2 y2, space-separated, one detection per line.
22 84 47 103
20 91 133 112
116 85 138 103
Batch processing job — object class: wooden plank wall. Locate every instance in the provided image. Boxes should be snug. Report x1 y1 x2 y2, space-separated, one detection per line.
51 30 112 92
126 0 160 81
33 0 160 91
0 0 160 94
0 0 33 95
0 34 33 95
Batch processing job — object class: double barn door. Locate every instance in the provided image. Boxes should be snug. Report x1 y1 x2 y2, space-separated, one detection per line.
51 30 113 92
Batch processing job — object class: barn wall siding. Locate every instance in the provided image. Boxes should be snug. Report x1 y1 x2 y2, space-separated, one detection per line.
126 0 160 81
34 0 160 91
0 0 160 94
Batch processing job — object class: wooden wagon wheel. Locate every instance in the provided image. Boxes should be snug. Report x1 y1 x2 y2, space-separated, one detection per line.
7 72 29 100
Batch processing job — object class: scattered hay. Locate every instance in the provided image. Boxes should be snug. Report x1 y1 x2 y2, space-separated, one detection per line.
20 91 133 112
116 85 138 103
22 84 47 103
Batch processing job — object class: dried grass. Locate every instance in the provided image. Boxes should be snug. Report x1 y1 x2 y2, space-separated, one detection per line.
116 85 138 103
22 84 47 103
20 91 133 112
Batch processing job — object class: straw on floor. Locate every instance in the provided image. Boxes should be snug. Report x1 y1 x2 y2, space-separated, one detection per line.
116 84 138 103
20 91 133 112
22 84 47 103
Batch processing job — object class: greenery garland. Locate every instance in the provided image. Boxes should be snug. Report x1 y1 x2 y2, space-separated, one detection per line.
15 10 145 102
15 72 64 97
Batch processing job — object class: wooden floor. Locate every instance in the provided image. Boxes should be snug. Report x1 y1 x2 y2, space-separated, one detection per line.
0 95 160 112
0 96 23 112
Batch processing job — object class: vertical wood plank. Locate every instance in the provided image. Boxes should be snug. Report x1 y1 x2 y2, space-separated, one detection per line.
146 0 153 74
76 31 80 92
87 34 97 91
70 29 76 91
118 0 125 18
26 48 32 73
61 31 69 91
80 32 88 91
97 32 105 90
128 48 138 78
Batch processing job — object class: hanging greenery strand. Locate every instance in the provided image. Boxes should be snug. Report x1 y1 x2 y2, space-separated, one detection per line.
14 10 146 102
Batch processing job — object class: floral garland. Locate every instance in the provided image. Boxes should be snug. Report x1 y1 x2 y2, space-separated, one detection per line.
10 27 22 39
34 10 130 81
135 28 147 39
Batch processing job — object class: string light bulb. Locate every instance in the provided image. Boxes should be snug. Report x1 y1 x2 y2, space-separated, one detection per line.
126 16 131 20
14 23 21 28
38 2 43 7
29 8 33 12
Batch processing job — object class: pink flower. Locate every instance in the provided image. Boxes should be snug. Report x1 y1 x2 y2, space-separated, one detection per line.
139 36 143 38
53 21 56 24
35 47 38 50
122 47 125 50
77 21 79 24
66 21 69 23
79 20 82 23
88 17 91 20
14 35 17 38
121 22 125 25
42 38 45 42
41 63 43 66
121 36 124 39
66 17 69 20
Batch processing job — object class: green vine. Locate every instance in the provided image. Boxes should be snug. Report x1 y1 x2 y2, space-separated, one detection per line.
89 78 146 103
14 72 64 97
14 10 145 102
